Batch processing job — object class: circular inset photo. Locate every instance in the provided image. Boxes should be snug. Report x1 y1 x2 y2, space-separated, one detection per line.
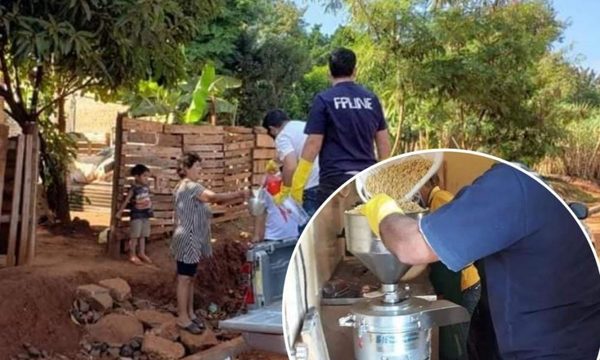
282 149 599 360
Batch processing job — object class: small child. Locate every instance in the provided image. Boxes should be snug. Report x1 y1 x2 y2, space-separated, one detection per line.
116 164 153 265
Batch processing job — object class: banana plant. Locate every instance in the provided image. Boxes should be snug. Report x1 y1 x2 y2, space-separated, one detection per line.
184 62 242 125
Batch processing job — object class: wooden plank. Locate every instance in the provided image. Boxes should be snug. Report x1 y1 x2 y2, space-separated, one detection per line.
27 135 40 264
165 124 223 135
253 148 276 160
153 211 174 219
123 156 178 168
224 140 254 151
224 156 252 166
200 159 225 168
253 126 267 134
18 133 34 265
224 172 252 182
0 125 8 226
255 134 274 148
253 160 268 173
224 126 252 134
7 135 24 267
225 134 255 142
122 144 182 158
122 117 164 133
124 132 157 144
109 114 125 258
180 149 224 159
198 173 224 181
183 134 224 145
152 202 173 211
224 149 253 158
183 144 223 152
157 133 182 147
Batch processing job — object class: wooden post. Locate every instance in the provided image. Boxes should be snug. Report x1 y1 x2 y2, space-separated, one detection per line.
26 132 40 264
7 135 25 267
108 113 125 258
0 124 8 227
18 131 35 265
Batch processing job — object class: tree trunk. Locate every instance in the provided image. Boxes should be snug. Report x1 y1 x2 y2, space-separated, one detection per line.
57 96 66 132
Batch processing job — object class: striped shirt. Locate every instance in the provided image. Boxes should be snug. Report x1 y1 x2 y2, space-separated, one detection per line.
171 179 212 263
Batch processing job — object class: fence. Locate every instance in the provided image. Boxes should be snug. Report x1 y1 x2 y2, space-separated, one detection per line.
0 124 40 267
108 116 275 256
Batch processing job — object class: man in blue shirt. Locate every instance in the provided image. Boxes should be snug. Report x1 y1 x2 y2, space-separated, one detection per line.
290 47 391 206
362 163 600 359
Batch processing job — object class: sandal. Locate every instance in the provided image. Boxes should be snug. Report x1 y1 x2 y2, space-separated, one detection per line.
190 317 205 329
177 321 203 335
129 256 143 266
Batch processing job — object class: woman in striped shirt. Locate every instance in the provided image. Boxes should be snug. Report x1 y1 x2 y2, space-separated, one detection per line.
172 152 249 334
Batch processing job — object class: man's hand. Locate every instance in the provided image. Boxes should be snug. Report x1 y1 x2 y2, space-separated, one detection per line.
273 186 290 205
360 194 404 237
290 158 314 204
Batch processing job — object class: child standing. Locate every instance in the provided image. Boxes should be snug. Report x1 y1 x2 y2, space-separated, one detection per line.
116 164 153 265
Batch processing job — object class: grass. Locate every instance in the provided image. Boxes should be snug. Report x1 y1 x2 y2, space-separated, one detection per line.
546 178 600 204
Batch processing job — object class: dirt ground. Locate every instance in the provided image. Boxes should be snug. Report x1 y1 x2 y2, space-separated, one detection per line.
0 215 285 360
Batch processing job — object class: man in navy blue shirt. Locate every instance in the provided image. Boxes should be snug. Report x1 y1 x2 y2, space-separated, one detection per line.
362 163 600 359
290 47 391 206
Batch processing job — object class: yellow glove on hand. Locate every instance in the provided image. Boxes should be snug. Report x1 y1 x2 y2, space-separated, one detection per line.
266 159 279 173
291 158 313 204
360 194 404 238
273 186 290 205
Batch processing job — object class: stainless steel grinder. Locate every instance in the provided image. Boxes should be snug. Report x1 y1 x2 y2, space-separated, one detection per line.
339 211 470 360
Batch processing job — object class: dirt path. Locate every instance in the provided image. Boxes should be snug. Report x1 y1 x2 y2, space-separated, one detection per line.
0 217 285 359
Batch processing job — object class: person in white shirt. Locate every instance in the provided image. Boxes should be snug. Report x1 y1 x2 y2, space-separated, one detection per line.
262 109 320 221
252 161 299 242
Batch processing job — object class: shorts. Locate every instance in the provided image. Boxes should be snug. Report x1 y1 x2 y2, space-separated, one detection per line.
177 261 198 277
130 218 151 238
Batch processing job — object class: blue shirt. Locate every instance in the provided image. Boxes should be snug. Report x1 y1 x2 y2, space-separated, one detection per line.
128 184 153 219
304 81 387 179
421 164 600 359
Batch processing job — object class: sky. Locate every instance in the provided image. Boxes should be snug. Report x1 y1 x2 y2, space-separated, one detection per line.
294 0 600 72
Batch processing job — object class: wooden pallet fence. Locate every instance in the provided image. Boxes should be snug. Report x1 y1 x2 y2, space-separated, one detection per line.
252 126 276 186
0 124 40 267
109 117 261 256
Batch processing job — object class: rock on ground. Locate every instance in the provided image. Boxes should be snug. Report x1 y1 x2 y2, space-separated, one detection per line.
151 321 180 342
76 284 113 312
135 310 176 328
99 278 132 302
179 328 219 353
142 334 185 360
87 314 144 345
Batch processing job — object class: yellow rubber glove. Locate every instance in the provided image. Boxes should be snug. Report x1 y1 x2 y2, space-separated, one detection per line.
361 194 404 238
273 186 290 205
291 158 314 204
266 159 279 173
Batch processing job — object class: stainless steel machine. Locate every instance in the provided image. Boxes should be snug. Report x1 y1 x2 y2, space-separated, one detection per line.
339 211 470 360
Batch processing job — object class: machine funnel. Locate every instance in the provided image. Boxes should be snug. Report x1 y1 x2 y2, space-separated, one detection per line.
344 211 425 284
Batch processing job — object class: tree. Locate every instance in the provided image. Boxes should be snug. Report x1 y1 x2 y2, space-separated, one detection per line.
336 0 570 163
0 0 221 223
184 62 242 125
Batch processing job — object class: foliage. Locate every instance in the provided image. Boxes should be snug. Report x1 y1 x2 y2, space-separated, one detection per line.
0 0 222 222
184 62 242 124
337 0 576 163
123 80 184 121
